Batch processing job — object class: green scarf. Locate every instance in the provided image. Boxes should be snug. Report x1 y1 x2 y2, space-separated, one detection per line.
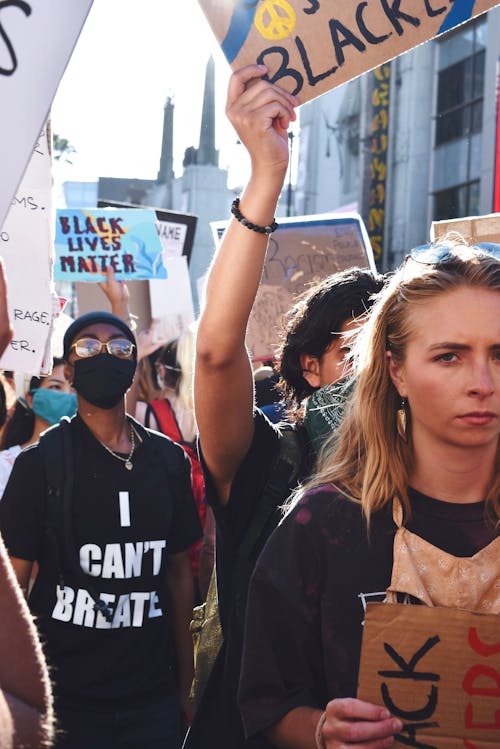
303 377 355 454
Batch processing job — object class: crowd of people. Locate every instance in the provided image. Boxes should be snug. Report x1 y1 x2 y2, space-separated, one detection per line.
0 63 498 749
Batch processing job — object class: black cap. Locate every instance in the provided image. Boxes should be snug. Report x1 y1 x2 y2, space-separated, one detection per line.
63 311 136 360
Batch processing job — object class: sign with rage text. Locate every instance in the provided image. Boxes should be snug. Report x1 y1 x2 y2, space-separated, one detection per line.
55 208 165 282
198 0 500 104
0 0 94 229
0 124 55 375
358 604 500 748
212 212 375 360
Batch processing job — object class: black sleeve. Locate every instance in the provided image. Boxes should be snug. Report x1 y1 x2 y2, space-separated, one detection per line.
0 445 46 562
200 409 281 542
238 495 326 738
166 443 203 554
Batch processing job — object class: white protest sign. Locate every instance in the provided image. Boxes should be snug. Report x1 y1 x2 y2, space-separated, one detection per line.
149 256 196 342
0 0 94 229
0 124 55 374
157 220 188 259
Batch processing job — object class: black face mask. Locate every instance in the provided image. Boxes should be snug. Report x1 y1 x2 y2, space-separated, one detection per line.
72 354 136 409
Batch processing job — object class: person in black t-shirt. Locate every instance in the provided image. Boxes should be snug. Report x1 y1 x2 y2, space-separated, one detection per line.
0 311 202 749
188 66 384 749
239 240 500 748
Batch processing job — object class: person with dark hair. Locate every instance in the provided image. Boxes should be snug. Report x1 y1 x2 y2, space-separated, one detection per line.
0 358 76 499
186 66 384 749
0 310 202 748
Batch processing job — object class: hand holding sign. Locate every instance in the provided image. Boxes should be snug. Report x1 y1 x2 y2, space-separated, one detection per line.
318 698 402 747
226 64 297 178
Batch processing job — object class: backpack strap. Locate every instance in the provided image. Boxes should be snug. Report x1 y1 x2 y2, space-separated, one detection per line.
39 418 114 622
148 399 183 443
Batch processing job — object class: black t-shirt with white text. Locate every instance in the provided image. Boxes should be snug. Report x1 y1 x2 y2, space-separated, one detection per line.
0 415 202 711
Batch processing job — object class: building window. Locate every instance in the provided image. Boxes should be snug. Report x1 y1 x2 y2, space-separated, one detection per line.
435 50 485 145
432 17 486 220
434 180 480 221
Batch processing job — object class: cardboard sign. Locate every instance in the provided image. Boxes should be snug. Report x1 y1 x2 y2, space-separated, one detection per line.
358 604 500 748
149 256 196 343
211 213 375 360
198 0 500 104
0 0 93 229
431 213 500 244
0 124 56 375
97 200 198 265
54 208 165 282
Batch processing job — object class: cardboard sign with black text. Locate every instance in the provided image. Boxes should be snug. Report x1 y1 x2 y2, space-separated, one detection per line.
358 604 500 748
198 0 500 105
212 213 375 360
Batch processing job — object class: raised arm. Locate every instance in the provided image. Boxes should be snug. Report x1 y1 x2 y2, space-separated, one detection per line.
194 65 297 504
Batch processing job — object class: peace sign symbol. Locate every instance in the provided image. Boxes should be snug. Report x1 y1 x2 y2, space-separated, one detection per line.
254 0 296 41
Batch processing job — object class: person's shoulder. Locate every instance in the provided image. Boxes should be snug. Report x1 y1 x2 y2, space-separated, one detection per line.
288 484 363 525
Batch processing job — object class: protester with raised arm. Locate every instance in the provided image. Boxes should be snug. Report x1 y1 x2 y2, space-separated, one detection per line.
187 65 384 749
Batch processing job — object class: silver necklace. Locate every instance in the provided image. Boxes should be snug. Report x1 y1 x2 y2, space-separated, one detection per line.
97 423 136 470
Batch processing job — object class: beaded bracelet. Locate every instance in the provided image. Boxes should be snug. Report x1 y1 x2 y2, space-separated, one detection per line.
230 198 278 234
315 711 327 749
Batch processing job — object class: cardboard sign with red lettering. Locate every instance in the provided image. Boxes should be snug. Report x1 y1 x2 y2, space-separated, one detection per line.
358 604 500 748
198 0 500 104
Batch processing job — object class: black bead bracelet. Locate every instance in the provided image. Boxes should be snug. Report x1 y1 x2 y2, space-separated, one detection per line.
230 198 278 234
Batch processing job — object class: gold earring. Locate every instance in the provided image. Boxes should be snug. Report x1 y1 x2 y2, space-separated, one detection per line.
397 398 408 443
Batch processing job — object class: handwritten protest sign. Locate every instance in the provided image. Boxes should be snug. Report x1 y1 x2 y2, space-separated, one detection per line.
431 212 500 244
54 208 165 282
212 213 375 359
0 0 93 229
0 124 55 374
358 604 500 748
198 0 500 104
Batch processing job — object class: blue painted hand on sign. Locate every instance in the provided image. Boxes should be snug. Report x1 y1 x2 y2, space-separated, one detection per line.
133 237 167 278
439 0 476 34
221 1 258 64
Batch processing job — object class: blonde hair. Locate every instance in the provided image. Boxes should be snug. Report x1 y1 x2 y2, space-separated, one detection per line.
177 322 197 414
300 237 500 528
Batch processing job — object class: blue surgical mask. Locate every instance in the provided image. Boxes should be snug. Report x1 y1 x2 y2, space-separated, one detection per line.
31 389 77 426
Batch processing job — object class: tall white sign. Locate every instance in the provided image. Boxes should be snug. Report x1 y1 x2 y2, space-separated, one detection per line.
0 0 94 228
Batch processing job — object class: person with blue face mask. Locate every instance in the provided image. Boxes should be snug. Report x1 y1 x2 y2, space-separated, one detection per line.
0 358 76 499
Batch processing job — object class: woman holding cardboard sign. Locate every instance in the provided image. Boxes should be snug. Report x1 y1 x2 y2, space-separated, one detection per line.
238 239 500 748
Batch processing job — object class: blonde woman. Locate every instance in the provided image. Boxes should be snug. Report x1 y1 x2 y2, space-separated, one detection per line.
238 239 500 749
